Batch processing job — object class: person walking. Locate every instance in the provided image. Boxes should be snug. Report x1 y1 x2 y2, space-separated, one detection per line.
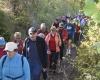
23 27 47 80
45 26 61 73
0 42 30 80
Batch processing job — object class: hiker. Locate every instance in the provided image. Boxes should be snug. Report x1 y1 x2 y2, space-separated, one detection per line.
23 27 48 80
57 22 68 60
66 18 75 41
13 32 23 54
45 26 61 73
74 21 81 46
0 36 6 58
38 33 48 80
37 23 48 37
0 42 30 80
53 19 60 28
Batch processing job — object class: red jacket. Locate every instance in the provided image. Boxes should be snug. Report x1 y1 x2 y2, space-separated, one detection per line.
0 48 5 58
58 28 68 43
75 25 80 33
14 39 23 54
45 32 61 53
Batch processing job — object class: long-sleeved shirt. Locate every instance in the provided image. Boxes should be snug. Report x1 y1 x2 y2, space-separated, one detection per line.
0 53 30 80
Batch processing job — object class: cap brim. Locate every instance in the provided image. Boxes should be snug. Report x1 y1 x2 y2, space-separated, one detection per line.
4 48 14 52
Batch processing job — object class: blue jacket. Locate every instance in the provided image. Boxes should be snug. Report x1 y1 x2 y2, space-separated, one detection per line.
66 23 75 37
0 53 30 80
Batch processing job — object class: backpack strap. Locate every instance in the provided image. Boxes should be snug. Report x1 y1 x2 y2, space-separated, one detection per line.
21 55 24 68
24 38 30 58
2 55 7 68
2 55 24 70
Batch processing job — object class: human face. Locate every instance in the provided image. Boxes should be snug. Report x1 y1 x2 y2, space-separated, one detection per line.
6 50 15 58
59 27 63 30
29 32 37 41
51 29 56 33
15 36 21 42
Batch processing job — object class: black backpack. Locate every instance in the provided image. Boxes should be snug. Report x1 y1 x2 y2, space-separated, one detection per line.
2 55 24 68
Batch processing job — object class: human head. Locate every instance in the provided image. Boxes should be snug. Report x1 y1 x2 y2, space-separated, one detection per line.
59 22 64 29
28 27 37 41
14 32 21 41
50 26 57 33
40 23 46 31
0 37 6 47
4 42 18 58
54 19 59 23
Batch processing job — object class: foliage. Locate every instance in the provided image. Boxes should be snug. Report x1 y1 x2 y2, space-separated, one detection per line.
34 0 81 26
83 0 100 23
0 0 81 38
75 17 100 80
0 10 11 41
75 0 100 79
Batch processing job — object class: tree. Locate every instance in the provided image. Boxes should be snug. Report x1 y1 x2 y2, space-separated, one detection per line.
75 0 100 80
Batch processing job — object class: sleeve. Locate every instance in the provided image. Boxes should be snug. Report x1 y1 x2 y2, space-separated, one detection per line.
23 41 27 57
45 34 50 51
23 57 30 80
41 38 48 68
63 30 68 42
23 38 29 57
0 56 6 79
58 33 62 46
18 41 23 54
37 37 48 68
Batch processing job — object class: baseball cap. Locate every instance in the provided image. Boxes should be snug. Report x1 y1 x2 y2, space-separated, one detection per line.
28 27 37 35
59 22 64 27
4 42 18 51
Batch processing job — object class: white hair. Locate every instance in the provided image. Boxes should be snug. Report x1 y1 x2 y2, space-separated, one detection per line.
40 23 46 29
14 32 21 38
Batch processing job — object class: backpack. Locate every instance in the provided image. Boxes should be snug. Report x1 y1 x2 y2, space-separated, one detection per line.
2 55 24 68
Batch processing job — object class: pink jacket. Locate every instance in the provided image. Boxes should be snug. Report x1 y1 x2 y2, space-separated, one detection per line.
45 32 61 53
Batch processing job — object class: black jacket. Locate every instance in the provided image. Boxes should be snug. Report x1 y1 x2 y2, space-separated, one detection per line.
23 36 47 68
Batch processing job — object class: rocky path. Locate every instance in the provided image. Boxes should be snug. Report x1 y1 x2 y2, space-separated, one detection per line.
42 47 78 80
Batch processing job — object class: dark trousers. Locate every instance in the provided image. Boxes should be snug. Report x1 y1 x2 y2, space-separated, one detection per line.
49 52 59 70
42 70 47 80
60 43 64 60
30 64 42 80
74 32 80 45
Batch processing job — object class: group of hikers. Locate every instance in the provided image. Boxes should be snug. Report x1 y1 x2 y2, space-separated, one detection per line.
0 14 89 80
